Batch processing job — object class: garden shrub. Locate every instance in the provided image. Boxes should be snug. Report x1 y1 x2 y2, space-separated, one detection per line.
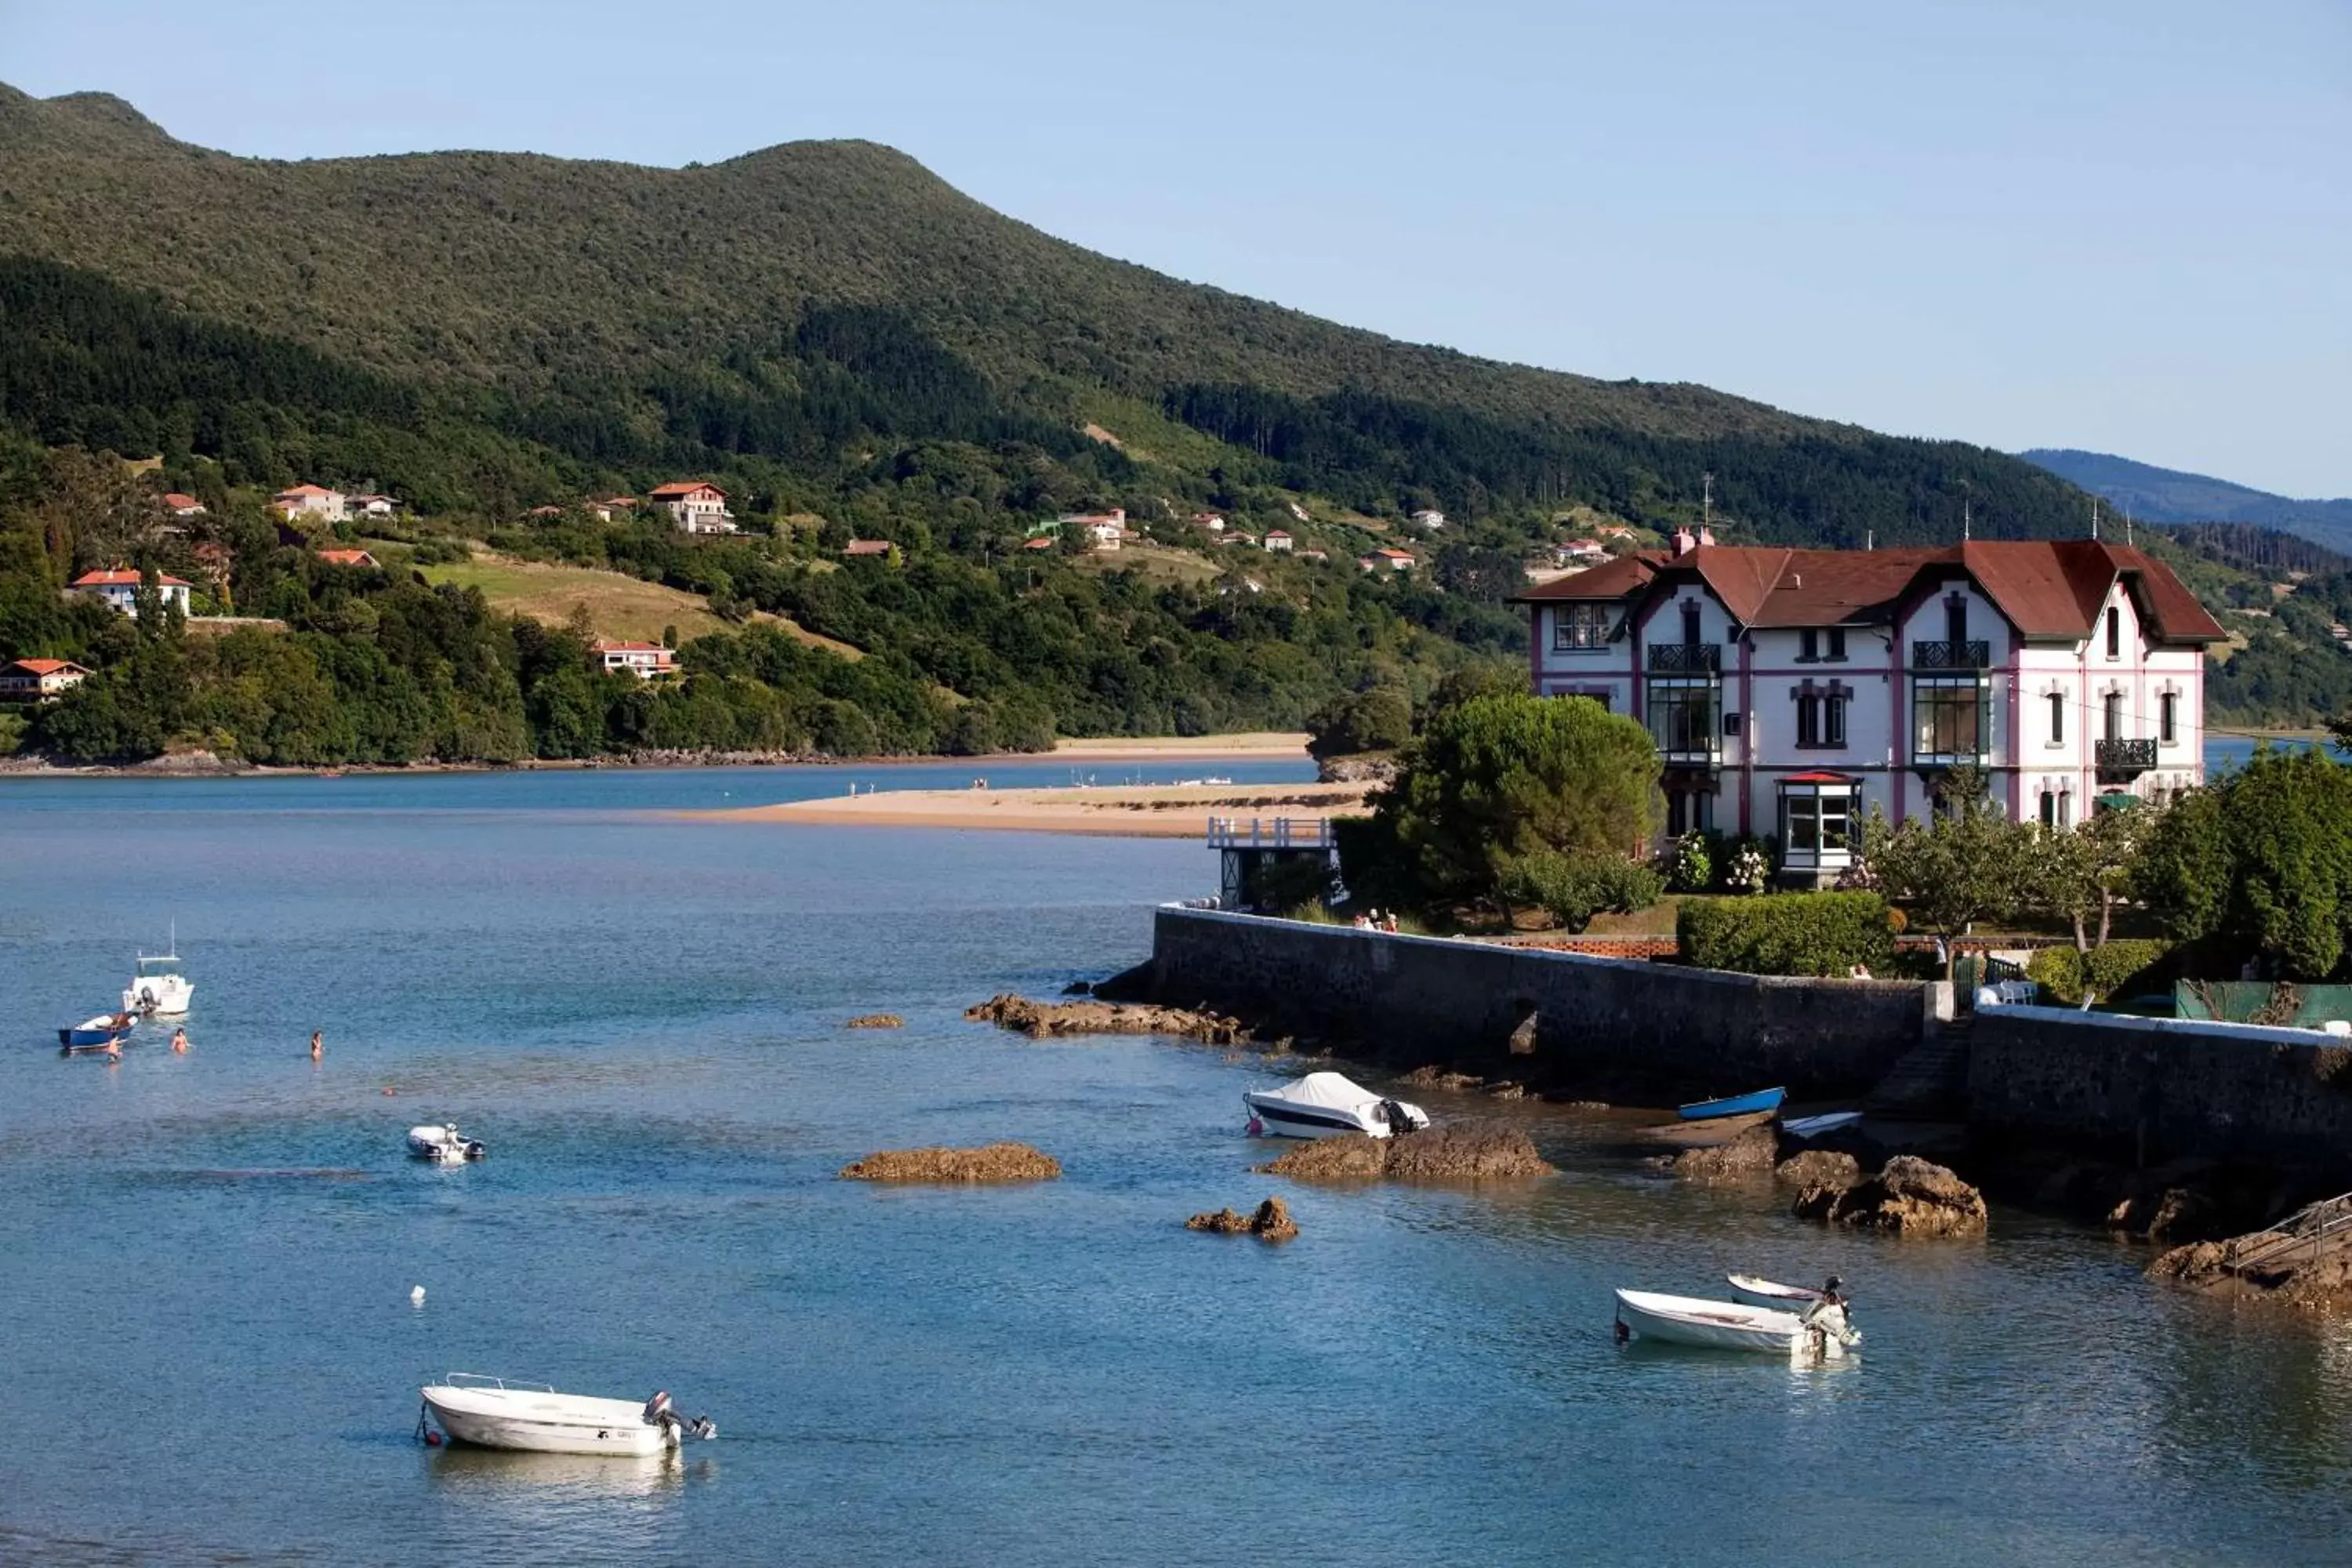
1677 891 1897 977
1501 851 1664 931
2025 940 2174 1004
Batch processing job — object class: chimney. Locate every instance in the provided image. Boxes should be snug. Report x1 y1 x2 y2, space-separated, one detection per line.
1697 525 1716 547
1672 525 1697 557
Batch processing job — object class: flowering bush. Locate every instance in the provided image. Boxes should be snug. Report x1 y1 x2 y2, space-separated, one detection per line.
1729 843 1768 895
1667 831 1713 894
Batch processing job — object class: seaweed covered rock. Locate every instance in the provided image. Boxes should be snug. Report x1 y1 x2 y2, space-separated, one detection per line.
964 994 1247 1044
1257 1125 1554 1181
1775 1149 1863 1188
1185 1196 1298 1242
1670 1123 1779 1180
840 1142 1062 1183
1793 1156 1987 1237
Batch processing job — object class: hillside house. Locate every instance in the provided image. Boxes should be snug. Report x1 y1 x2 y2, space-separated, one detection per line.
1359 549 1416 573
348 494 398 519
1022 535 1058 552
1511 531 2225 880
1192 513 1226 533
592 639 677 679
842 539 895 559
1058 510 1127 551
273 485 347 523
1263 530 1295 553
589 496 635 523
72 567 193 617
159 492 206 520
650 481 735 534
317 549 379 568
1410 509 1447 531
0 658 91 700
1555 539 1611 567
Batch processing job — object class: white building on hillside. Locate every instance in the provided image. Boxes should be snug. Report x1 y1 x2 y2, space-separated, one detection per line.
274 484 347 523
72 567 194 618
650 481 735 534
1511 531 2225 883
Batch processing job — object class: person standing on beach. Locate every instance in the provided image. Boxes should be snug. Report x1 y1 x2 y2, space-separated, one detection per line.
310 1030 323 1062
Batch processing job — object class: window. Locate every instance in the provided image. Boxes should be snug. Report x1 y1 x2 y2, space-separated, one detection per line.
1782 789 1854 860
1946 597 1969 647
2160 691 2178 745
1552 603 1610 651
1915 684 1983 759
1827 627 1846 661
1667 787 1714 836
2039 790 2057 827
1795 692 1847 748
1682 604 1703 647
1798 629 1819 662
2103 692 2122 743
2107 606 2122 659
2049 692 2064 744
1650 687 1719 756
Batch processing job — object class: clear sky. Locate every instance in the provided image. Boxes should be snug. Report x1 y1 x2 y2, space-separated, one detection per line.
4 0 2346 496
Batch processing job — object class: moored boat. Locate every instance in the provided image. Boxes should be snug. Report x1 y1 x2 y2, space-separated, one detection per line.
1243 1071 1429 1140
407 1124 487 1162
59 1013 136 1050
1613 1287 1858 1356
1678 1086 1787 1121
1780 1111 1863 1140
1726 1273 1825 1308
419 1375 716 1456
122 934 193 1017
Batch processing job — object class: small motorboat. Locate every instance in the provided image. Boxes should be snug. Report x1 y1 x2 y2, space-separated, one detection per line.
1678 1086 1787 1121
408 1124 487 1162
1243 1070 1429 1140
1613 1288 1858 1357
1727 1273 1826 1308
419 1375 716 1456
1780 1111 1864 1140
122 931 193 1018
60 1013 136 1050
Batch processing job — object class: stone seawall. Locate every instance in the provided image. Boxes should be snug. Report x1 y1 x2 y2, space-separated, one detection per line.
1970 1006 2352 1177
1149 907 1926 1099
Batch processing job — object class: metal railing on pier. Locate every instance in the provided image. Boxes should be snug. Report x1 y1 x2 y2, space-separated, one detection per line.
1206 816 1336 851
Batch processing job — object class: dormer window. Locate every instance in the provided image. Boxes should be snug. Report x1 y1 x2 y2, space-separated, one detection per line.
1552 603 1611 651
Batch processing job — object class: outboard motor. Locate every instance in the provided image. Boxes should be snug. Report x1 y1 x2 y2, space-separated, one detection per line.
1378 1098 1415 1135
644 1390 719 1441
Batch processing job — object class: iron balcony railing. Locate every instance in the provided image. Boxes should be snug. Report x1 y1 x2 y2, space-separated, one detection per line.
1646 642 1721 673
1911 640 1991 670
2095 738 2158 779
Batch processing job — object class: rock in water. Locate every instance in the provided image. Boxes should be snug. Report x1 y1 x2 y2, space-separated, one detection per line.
1671 1123 1779 1180
2150 1196 2352 1301
1257 1125 1554 1181
1185 1197 1298 1241
845 1014 905 1029
1774 1149 1863 1188
963 993 1247 1045
1793 1155 1987 1237
840 1143 1062 1183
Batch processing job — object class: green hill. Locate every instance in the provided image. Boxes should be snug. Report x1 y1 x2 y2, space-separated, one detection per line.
2019 448 2352 555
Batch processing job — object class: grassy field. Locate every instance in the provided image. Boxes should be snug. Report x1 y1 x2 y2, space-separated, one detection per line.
419 554 862 658
1072 541 1223 586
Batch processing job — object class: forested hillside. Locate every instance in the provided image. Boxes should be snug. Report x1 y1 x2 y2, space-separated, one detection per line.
2021 448 2352 554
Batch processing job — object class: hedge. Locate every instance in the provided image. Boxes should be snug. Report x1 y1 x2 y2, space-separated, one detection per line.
1676 892 1897 978
2024 940 2174 1004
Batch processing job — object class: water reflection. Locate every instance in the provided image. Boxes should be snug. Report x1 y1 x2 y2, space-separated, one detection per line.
422 1446 706 1558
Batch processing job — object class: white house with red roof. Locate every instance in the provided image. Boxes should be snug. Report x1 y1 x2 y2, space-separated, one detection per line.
1058 509 1127 551
649 481 734 534
591 638 677 679
316 549 379 568
1509 528 2224 880
1358 548 1416 572
1262 529 1295 553
72 567 193 618
159 492 207 520
273 484 347 523
0 658 91 700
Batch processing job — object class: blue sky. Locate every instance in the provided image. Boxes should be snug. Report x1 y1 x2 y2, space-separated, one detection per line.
5 0 2346 496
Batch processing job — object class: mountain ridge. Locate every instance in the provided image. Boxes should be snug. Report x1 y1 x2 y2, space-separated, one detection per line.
2020 448 2352 554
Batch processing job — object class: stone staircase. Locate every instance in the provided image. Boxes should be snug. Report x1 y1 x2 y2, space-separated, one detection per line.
1864 1015 1974 1116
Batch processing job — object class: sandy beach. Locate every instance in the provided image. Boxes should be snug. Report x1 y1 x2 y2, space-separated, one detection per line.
705 780 1368 837
1046 732 1308 763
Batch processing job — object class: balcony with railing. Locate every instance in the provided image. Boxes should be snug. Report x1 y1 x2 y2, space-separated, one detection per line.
1646 641 1721 674
1910 681 1990 769
2095 737 2158 781
1911 639 1991 670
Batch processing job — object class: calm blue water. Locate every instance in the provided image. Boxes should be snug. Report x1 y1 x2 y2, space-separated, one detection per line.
3 764 2349 1566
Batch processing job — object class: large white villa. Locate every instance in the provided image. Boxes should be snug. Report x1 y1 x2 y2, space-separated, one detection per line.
1512 528 2226 884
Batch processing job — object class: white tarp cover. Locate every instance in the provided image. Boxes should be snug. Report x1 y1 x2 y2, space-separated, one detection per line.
1261 1071 1381 1110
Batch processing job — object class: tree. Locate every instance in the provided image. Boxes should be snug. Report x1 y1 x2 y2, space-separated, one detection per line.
1306 686 1410 758
1859 768 2033 979
2138 747 2352 980
2026 807 2148 953
1372 691 1661 916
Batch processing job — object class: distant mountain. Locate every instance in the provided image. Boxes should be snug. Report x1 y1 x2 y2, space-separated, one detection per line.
2020 449 2352 554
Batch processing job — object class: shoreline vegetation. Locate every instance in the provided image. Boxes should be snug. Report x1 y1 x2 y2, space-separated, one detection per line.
0 731 1311 782
710 780 1367 837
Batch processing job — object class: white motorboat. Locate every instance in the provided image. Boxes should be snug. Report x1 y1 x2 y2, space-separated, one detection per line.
123 931 193 1017
1613 1288 1859 1357
1780 1111 1864 1140
420 1375 716 1456
1243 1070 1430 1140
407 1124 487 1162
1726 1273 1826 1308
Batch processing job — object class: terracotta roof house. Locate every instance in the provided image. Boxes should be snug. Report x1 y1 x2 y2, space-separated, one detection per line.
71 567 193 618
841 539 896 558
159 492 206 519
649 481 734 534
273 484 347 522
316 549 379 568
0 658 92 700
591 638 677 679
1359 548 1416 572
1510 530 2225 878
1263 530 1295 552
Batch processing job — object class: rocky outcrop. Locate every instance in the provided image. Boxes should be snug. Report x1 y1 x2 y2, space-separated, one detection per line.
1316 753 1398 786
1793 1156 1988 1237
1775 1149 1863 1189
1401 1066 1485 1091
845 1014 904 1029
1256 1125 1555 1181
964 994 1247 1045
1670 1123 1780 1180
839 1143 1062 1183
2150 1218 2352 1301
1185 1196 1298 1242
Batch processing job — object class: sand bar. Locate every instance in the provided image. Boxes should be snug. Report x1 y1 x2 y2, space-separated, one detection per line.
705 781 1369 837
1047 731 1308 762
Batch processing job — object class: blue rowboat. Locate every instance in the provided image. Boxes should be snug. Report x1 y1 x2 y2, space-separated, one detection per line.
59 1014 135 1050
1678 1086 1786 1121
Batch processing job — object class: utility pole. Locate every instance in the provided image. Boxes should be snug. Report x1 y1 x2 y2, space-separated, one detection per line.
1701 471 1713 536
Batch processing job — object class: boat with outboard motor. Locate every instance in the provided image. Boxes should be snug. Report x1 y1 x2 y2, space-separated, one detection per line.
407 1124 487 1163
1613 1287 1860 1357
1243 1070 1429 1139
1726 1273 1827 1308
122 926 193 1017
59 1013 136 1050
419 1374 716 1455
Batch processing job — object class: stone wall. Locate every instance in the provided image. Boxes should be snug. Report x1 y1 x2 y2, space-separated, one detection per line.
1969 1006 2352 1175
1149 907 1927 1099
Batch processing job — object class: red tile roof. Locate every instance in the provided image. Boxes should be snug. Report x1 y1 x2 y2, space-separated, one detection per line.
593 639 670 654
1511 541 2223 643
6 659 85 677
274 484 339 499
160 492 203 510
648 481 725 499
74 568 192 588
842 539 894 556
317 549 377 566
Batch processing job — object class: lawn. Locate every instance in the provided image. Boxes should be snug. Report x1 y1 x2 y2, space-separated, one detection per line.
419 553 862 659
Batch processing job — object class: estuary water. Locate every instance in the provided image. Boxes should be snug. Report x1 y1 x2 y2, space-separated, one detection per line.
3 760 2350 1566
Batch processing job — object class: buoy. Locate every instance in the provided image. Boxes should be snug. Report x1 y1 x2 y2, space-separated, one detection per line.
411 1285 426 1305
424 1429 444 1446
